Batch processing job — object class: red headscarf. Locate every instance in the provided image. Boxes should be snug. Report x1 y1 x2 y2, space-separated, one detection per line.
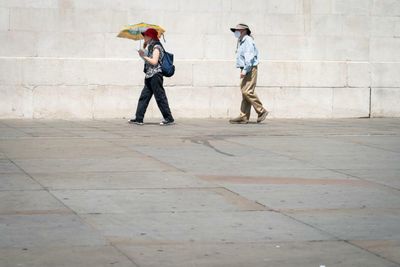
142 28 159 41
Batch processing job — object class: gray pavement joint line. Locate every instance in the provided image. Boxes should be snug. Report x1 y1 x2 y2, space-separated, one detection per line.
215 186 273 211
345 240 400 267
73 210 275 215
4 157 141 267
107 244 141 267
274 210 341 241
277 207 400 213
48 187 232 192
0 188 52 192
265 133 400 137
209 187 274 211
331 136 400 155
351 141 400 154
326 168 400 193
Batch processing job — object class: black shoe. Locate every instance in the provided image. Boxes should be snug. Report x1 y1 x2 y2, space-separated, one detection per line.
128 119 143 125
160 119 175 126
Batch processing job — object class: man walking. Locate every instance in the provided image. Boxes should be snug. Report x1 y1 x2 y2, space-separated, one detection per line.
229 24 268 124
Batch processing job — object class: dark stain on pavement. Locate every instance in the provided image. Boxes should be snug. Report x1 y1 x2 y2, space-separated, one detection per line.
192 139 235 157
183 135 244 157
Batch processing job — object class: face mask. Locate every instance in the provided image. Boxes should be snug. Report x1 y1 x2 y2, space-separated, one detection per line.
234 31 241 38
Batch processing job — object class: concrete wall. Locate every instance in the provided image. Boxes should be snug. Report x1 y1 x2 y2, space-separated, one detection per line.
1 0 400 119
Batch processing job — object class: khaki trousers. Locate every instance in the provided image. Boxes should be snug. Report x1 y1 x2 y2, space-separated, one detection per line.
239 66 264 119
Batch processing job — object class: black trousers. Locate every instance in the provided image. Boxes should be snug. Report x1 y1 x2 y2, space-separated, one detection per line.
135 73 174 121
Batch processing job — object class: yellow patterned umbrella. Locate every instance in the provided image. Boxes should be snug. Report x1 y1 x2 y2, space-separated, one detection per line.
117 22 165 41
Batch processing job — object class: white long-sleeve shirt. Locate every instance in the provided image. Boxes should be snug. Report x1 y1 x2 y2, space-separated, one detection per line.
236 35 259 75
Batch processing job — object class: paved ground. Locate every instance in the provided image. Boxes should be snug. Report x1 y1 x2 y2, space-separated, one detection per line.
0 118 399 267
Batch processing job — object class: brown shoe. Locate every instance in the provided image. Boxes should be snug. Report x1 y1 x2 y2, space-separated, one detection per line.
229 116 248 124
257 110 269 123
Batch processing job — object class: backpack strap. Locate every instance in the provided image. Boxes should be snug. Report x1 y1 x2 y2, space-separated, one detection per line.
152 41 165 63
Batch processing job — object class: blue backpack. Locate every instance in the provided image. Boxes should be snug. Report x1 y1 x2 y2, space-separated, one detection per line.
155 42 175 77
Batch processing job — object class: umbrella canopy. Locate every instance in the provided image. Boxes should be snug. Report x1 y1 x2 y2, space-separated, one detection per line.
117 22 165 41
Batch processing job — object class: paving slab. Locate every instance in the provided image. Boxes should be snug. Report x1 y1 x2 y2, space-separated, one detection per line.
0 128 30 138
132 142 321 176
17 127 80 138
51 188 264 214
67 129 125 138
0 190 69 215
337 168 400 190
31 171 213 190
0 214 107 248
0 120 48 128
13 157 176 174
199 168 355 181
0 173 42 190
226 136 358 154
0 138 140 159
0 159 22 173
62 120 127 128
40 120 95 128
219 182 400 211
0 245 136 267
304 152 400 170
82 211 333 243
333 135 400 153
115 241 399 267
227 135 400 169
288 209 400 241
351 240 400 265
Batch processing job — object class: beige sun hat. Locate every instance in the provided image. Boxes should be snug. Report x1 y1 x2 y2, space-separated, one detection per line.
230 23 251 34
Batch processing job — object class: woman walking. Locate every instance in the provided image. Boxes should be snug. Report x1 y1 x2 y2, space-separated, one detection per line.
129 28 175 126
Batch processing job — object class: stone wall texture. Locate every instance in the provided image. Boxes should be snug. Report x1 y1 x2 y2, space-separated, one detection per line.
1 0 400 119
